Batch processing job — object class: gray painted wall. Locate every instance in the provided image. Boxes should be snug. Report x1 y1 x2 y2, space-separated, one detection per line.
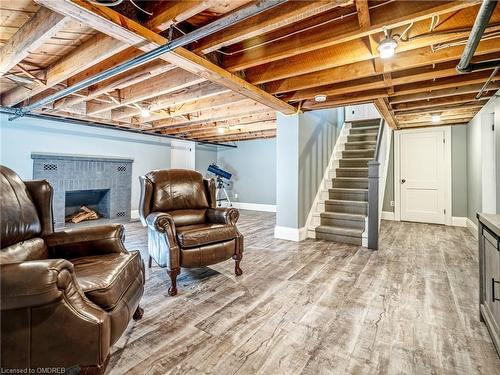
217 139 277 205
452 125 468 217
276 113 300 227
298 109 343 227
0 114 171 212
195 144 218 175
382 125 469 217
467 96 499 223
276 108 342 229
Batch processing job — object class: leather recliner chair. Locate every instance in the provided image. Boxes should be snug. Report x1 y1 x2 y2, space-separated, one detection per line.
0 165 145 374
139 169 243 296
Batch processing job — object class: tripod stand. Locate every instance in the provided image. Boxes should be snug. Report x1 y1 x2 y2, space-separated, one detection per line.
215 176 232 207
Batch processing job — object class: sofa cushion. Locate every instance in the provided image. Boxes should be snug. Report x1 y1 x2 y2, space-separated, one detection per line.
176 223 237 248
72 251 143 310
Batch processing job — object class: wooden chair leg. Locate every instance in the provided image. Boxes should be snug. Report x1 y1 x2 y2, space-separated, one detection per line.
133 306 144 321
167 268 180 296
148 255 152 268
233 254 243 276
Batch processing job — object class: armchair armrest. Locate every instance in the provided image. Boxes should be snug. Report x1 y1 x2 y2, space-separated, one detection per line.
1 259 75 310
206 207 240 225
146 212 180 269
1 259 111 367
45 224 127 259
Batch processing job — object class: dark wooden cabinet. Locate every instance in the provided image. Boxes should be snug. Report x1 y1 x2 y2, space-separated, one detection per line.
478 213 500 357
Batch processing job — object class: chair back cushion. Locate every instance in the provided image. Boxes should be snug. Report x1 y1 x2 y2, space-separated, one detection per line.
0 166 42 250
146 169 210 212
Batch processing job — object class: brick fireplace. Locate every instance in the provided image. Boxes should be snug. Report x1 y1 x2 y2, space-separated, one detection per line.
32 153 133 228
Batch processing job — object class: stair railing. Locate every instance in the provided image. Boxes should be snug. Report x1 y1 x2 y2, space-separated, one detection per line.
367 118 385 250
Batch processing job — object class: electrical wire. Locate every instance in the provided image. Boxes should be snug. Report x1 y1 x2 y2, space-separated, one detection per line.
216 0 394 56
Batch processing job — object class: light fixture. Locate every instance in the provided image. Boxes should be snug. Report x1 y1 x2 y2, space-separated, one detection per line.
140 108 151 117
431 114 441 123
314 94 327 102
217 127 226 134
378 36 398 59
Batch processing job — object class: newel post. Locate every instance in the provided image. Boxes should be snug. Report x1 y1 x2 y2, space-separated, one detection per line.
367 160 380 250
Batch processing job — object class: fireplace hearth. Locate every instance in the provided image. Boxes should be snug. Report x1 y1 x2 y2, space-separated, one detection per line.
32 153 133 228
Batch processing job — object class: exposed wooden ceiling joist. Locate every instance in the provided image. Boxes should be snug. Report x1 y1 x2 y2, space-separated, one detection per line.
192 0 352 55
36 0 296 115
223 0 480 72
0 7 69 77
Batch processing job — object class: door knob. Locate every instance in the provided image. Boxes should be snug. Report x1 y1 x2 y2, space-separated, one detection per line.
401 179 406 184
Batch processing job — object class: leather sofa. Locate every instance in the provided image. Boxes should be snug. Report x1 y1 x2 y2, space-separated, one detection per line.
139 169 243 296
0 165 145 374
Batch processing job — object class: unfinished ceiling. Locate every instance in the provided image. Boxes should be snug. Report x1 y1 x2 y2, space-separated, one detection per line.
0 0 499 143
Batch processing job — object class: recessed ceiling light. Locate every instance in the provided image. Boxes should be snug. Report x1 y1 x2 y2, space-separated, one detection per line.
378 36 398 59
314 94 327 102
431 114 441 123
140 108 151 117
217 127 226 134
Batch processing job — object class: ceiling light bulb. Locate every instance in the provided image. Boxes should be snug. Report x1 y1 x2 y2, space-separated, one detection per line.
431 114 441 123
314 94 327 102
217 127 226 134
140 108 150 117
378 37 397 59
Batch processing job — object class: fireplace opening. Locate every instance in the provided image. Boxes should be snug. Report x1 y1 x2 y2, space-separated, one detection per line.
65 189 111 219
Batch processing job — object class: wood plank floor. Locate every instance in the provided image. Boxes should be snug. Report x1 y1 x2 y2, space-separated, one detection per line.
108 210 500 374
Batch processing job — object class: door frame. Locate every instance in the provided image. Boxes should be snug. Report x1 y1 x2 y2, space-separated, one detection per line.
394 126 452 225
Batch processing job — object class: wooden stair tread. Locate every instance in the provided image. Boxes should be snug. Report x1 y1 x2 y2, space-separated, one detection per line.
315 225 364 236
319 212 366 221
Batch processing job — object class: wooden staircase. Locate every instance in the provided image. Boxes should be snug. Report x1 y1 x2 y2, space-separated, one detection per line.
313 119 380 245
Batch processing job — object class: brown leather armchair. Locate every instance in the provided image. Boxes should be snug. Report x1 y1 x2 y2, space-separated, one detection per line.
0 165 145 374
139 169 243 296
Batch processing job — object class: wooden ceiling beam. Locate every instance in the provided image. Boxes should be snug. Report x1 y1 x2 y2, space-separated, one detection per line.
113 82 228 120
399 118 472 127
188 122 276 139
1 34 128 106
223 1 481 72
281 65 498 102
389 82 500 105
152 100 272 130
392 92 496 112
302 88 388 110
265 42 500 95
0 7 70 77
373 97 398 129
127 91 248 124
398 112 479 124
145 0 214 32
86 68 205 115
192 0 351 55
245 12 500 85
160 111 276 135
37 0 296 115
390 69 499 97
394 102 487 116
54 58 174 111
196 129 277 142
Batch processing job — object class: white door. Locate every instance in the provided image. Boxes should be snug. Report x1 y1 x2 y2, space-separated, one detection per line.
399 128 447 224
171 140 195 170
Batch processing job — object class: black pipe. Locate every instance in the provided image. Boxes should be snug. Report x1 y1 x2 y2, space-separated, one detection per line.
457 0 498 73
0 107 236 148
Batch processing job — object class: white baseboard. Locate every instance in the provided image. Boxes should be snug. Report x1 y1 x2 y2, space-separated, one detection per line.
130 209 139 219
466 218 478 239
231 202 276 212
451 217 467 227
274 225 307 242
381 211 395 220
